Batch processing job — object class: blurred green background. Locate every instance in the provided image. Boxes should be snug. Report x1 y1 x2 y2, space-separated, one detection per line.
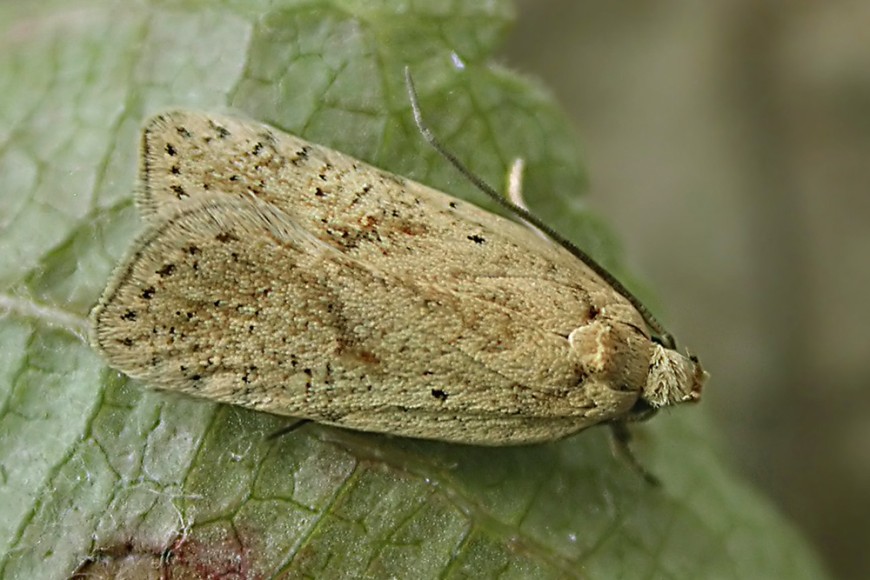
504 2 870 578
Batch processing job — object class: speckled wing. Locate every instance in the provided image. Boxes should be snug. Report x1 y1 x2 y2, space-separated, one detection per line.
92 110 655 444
139 111 646 343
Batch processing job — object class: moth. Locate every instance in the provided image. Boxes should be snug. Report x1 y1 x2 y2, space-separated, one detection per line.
90 85 706 451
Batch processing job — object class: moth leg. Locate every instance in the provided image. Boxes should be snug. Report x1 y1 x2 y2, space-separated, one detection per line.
267 419 312 441
506 157 527 208
608 422 661 487
506 158 550 243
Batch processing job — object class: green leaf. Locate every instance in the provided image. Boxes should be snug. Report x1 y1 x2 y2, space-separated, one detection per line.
0 1 828 578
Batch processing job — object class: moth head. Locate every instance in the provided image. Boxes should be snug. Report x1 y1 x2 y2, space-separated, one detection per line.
642 344 707 408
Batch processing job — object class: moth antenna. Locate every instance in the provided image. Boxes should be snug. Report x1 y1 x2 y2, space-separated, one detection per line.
403 66 676 349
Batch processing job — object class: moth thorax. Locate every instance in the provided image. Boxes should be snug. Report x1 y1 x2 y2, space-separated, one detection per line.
643 344 707 408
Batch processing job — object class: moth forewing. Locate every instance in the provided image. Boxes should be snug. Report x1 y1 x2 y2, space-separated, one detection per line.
91 109 706 448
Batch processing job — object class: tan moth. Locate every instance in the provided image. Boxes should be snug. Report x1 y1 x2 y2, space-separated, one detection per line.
90 81 706 454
